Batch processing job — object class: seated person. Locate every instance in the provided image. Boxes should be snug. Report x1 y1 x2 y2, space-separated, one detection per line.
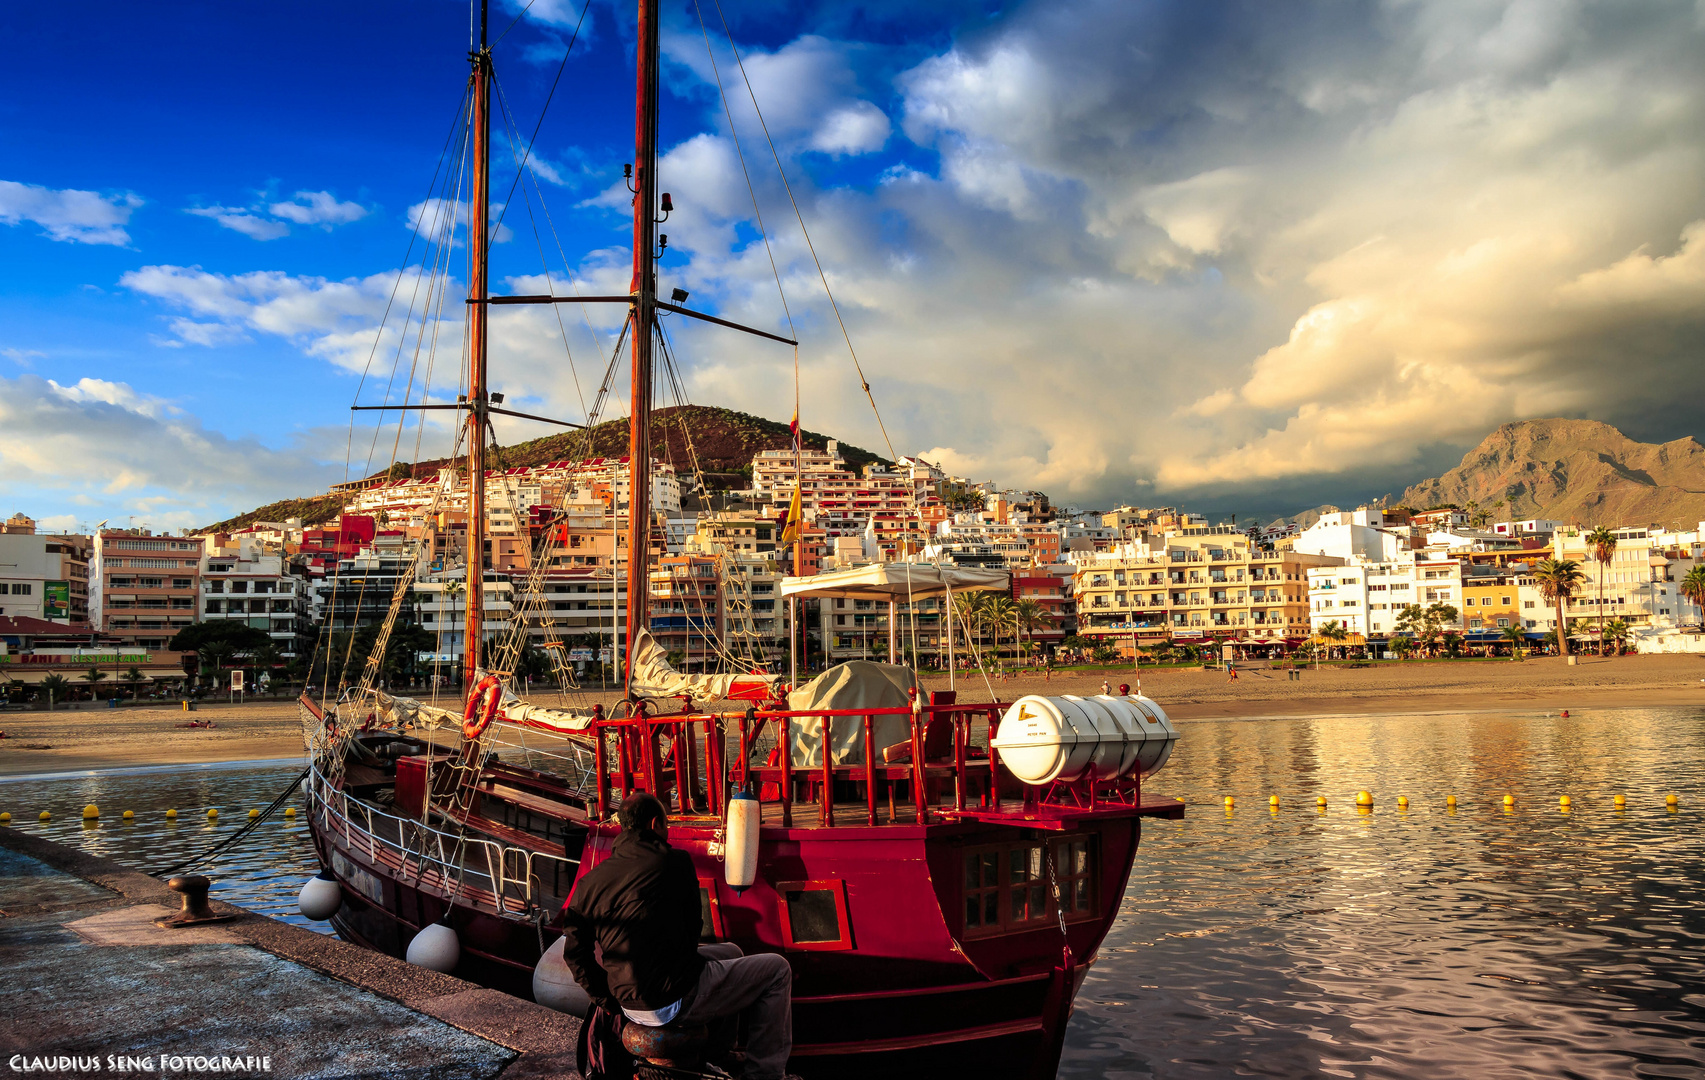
561 792 793 1080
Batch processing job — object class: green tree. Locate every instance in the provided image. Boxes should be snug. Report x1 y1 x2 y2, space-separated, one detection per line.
1394 603 1459 655
1316 619 1349 660
1680 565 1705 625
1584 526 1618 655
1013 598 1048 658
1603 618 1630 656
1500 623 1527 659
1532 558 1586 658
121 666 148 698
81 665 109 698
168 621 272 684
39 673 71 708
1389 635 1416 659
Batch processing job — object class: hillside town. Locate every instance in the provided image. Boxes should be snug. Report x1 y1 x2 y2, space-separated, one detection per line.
4 439 1705 700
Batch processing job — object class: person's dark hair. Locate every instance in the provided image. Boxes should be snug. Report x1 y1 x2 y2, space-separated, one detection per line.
618 792 667 834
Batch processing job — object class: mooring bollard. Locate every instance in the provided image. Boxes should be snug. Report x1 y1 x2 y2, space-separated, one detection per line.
155 875 238 929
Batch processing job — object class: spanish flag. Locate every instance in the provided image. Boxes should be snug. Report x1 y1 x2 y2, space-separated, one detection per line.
789 408 800 447
780 484 803 546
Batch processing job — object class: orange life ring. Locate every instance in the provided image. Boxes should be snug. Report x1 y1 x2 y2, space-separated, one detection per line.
462 675 503 740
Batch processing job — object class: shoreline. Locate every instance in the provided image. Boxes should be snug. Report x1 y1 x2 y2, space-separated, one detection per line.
2 654 1699 778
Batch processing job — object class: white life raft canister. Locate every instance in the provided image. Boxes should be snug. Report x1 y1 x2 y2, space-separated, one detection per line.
991 694 1181 786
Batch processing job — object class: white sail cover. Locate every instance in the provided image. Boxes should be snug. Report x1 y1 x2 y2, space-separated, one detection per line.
626 627 779 704
786 660 918 767
368 685 597 735
778 561 1009 601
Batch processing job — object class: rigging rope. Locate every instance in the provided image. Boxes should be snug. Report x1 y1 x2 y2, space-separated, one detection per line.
709 0 898 464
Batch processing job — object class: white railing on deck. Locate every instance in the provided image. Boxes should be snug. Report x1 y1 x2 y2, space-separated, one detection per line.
305 760 574 919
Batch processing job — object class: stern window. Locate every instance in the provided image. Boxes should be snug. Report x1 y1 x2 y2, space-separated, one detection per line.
776 879 852 951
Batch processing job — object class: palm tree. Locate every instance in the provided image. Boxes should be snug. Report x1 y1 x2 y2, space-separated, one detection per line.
1603 618 1630 656
1500 623 1527 660
1681 565 1705 626
1317 619 1348 660
1584 526 1617 655
1532 558 1586 658
985 595 1017 662
1013 598 1048 659
40 673 71 709
121 666 147 699
81 665 109 699
1389 635 1416 659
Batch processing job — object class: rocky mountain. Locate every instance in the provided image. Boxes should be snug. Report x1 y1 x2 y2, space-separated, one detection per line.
198 405 889 533
1398 419 1705 528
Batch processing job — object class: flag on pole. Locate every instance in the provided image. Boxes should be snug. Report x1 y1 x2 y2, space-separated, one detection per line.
780 484 803 546
789 408 800 448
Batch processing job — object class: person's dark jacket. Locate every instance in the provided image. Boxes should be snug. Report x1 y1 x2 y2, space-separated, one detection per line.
560 827 704 1011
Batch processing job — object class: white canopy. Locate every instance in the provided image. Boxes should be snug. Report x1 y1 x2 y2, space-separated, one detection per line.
779 561 1009 601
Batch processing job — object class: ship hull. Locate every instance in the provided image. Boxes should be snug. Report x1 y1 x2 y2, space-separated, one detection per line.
308 800 1146 1078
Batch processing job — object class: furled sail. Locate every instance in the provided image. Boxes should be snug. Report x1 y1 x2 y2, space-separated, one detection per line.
626 627 778 704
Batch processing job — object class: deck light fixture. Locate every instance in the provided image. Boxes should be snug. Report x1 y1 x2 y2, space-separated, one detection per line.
672 288 689 303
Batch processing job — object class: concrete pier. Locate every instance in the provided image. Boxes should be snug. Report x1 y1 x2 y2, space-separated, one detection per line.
0 826 582 1078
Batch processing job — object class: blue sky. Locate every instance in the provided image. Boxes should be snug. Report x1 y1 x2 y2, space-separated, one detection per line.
5 0 1705 533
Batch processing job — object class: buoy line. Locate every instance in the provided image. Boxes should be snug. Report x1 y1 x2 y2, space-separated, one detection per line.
151 767 309 878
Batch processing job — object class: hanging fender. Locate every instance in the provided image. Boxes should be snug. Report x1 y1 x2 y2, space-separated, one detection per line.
462 675 504 740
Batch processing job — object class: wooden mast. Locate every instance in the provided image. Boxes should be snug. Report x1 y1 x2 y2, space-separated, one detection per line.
464 0 492 690
624 0 660 696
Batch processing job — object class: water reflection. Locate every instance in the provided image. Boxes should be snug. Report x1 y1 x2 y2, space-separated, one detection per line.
3 709 1701 1077
0 759 323 930
1065 707 1705 1079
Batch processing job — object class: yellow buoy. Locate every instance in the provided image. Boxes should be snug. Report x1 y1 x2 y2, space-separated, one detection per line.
1397 796 1409 808
1316 796 1327 807
1559 795 1571 808
1666 794 1679 806
39 811 51 821
166 808 178 819
207 808 219 819
1503 794 1515 806
1355 790 1373 807
0 812 10 824
1223 795 1235 808
1269 795 1280 807
1446 795 1457 807
1614 794 1626 808
122 810 134 820
249 808 261 819
284 807 296 818
82 804 99 820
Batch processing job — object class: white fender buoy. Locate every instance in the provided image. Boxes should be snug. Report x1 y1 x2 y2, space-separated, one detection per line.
725 791 760 893
533 936 592 1017
406 921 461 973
296 870 343 921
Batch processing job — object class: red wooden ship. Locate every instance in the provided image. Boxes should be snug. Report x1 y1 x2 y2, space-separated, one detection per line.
298 3 1184 1076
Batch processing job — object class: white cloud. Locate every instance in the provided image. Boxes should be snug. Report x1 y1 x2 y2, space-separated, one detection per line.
406 198 513 245
268 190 368 226
2 347 45 367
0 180 141 245
186 205 290 241
0 374 340 522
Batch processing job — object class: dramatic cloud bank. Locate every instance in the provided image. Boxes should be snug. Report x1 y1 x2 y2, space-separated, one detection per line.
46 0 1705 521
643 0 1705 506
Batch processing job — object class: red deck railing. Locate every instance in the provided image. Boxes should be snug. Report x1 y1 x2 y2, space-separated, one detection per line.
586 689 1156 829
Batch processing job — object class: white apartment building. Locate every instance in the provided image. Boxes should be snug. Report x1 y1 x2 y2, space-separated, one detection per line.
1308 557 1461 639
1294 508 1406 563
0 525 90 624
200 543 313 658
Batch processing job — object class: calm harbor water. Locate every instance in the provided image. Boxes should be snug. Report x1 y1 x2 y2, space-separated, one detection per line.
3 707 1702 1078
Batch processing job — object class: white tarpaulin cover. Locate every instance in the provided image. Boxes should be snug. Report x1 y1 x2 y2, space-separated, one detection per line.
786 660 917 767
778 561 1009 601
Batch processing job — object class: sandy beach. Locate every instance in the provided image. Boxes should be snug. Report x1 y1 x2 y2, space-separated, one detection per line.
2 654 1700 777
